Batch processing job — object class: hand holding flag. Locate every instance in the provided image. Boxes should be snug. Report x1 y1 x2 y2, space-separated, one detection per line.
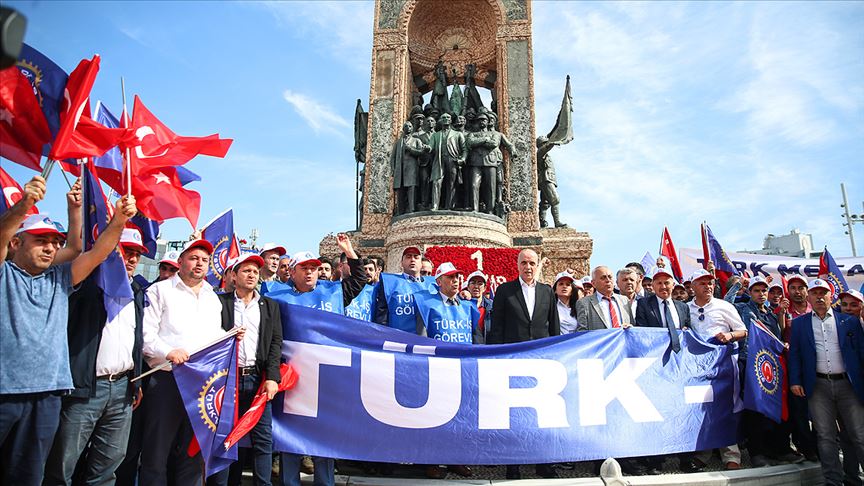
223 363 299 451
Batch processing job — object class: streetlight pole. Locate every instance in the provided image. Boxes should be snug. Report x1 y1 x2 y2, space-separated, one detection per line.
841 183 858 257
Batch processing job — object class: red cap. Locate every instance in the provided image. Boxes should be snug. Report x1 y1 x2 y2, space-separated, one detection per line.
402 246 421 257
181 238 214 256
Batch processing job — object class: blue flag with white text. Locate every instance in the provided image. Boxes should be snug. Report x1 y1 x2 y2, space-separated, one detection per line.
742 321 784 423
173 334 239 477
269 305 740 464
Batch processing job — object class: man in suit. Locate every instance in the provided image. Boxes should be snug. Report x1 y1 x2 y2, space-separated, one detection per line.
789 279 864 486
209 253 283 486
488 249 559 479
634 267 696 474
575 266 634 331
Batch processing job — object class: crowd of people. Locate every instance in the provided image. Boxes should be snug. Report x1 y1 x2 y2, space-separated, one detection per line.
2 174 864 486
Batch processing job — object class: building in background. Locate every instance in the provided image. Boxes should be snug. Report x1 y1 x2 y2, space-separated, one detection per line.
740 229 818 258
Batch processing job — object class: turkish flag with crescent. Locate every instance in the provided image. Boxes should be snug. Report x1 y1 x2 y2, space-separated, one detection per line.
0 166 39 215
659 227 684 282
49 56 135 161
0 67 51 171
123 96 232 173
130 165 201 228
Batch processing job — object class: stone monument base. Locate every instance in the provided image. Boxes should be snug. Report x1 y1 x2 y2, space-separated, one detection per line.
319 214 592 284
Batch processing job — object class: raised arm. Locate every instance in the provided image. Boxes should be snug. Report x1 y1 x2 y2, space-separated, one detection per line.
0 176 45 262
55 178 83 264
70 195 137 286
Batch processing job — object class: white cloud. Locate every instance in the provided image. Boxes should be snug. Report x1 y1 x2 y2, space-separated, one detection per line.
254 1 374 72
282 90 351 135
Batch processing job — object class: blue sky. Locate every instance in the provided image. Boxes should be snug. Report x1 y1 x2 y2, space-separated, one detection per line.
3 1 863 271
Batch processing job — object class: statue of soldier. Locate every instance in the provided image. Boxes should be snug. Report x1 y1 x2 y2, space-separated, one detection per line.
487 113 513 215
415 116 436 209
536 136 567 227
430 61 450 116
428 113 467 211
391 122 430 215
466 113 516 213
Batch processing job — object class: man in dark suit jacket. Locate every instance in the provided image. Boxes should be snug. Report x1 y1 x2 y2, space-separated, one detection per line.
488 249 559 479
210 254 283 486
789 279 864 486
634 268 690 352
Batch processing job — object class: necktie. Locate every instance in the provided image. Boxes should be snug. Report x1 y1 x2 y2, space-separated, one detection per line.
663 300 681 353
447 298 457 306
605 296 620 328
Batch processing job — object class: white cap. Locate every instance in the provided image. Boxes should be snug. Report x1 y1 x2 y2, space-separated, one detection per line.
159 250 180 268
289 251 320 269
181 238 214 255
462 270 487 289
689 269 713 282
259 242 287 257
554 271 575 286
768 280 783 290
229 253 265 272
808 279 832 292
651 268 675 280
787 275 808 287
840 289 864 304
748 276 769 290
15 214 65 239
434 262 461 279
581 276 593 286
119 227 148 254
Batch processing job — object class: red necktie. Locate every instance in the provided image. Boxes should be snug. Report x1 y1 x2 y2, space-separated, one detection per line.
605 296 620 328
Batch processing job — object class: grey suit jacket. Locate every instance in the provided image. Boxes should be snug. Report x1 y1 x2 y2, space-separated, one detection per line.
575 293 634 331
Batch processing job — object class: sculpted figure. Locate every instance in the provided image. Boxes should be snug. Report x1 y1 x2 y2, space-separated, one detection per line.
428 113 467 211
537 136 567 227
391 122 430 215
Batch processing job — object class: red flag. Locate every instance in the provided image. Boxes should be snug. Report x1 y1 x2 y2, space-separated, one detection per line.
0 166 39 215
222 363 298 451
659 227 684 282
0 67 51 171
124 96 232 172
131 166 201 228
49 56 134 161
220 235 241 290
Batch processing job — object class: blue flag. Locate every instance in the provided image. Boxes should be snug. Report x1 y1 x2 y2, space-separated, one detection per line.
704 224 739 277
742 320 785 423
201 208 234 287
270 306 739 464
176 166 202 186
17 44 68 139
173 334 239 477
129 213 160 259
92 101 125 180
640 251 657 279
820 247 849 307
82 163 133 307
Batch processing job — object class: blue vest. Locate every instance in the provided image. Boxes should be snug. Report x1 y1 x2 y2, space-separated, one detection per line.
264 279 344 314
379 273 437 333
414 292 479 345
345 282 378 321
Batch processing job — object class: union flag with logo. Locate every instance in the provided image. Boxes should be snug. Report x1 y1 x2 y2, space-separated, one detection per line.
743 319 785 423
173 333 239 477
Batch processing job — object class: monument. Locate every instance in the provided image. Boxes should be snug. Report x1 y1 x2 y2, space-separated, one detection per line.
322 0 592 283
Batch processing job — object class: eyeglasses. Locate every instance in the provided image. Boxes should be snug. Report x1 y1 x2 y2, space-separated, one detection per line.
698 307 705 321
420 270 431 276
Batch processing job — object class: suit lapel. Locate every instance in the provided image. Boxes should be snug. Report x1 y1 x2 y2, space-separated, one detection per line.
649 297 662 327
590 295 609 328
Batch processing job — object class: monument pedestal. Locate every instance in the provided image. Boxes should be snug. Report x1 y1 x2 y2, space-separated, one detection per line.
319 0 593 283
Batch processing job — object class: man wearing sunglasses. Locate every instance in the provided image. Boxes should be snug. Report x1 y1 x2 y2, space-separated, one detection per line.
687 268 747 470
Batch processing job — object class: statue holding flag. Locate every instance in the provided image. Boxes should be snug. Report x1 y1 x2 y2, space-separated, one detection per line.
537 76 573 228
537 75 573 228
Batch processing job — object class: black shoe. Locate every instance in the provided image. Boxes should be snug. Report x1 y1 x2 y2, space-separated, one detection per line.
620 460 648 476
505 465 521 480
535 464 559 478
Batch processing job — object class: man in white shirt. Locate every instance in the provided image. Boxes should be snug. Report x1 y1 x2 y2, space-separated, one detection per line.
139 239 235 486
44 227 150 486
687 268 747 470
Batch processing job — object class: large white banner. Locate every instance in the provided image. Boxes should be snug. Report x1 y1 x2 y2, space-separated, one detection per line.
679 248 864 291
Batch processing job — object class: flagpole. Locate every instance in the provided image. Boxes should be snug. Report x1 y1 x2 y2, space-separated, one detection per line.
121 77 132 198
80 160 88 252
131 327 240 383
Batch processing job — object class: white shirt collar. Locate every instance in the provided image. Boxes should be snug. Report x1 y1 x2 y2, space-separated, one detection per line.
519 277 536 288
